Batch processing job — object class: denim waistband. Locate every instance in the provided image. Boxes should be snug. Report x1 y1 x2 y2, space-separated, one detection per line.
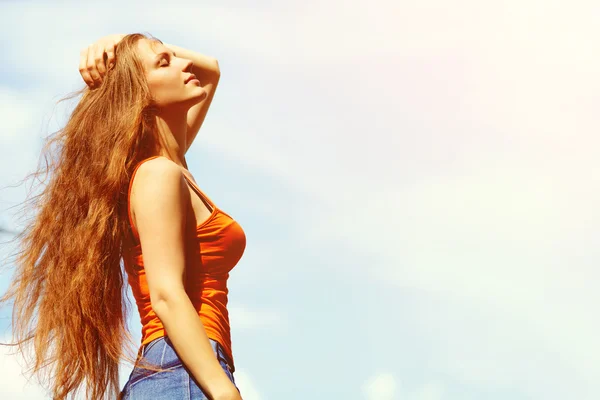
140 335 234 372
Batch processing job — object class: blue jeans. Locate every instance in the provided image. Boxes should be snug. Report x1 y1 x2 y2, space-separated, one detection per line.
120 336 239 399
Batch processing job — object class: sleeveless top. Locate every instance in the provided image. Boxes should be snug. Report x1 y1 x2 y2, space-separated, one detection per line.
122 156 246 371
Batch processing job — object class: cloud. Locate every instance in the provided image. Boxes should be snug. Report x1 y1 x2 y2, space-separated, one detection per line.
410 382 444 400
362 372 397 400
2 1 600 399
312 155 600 397
234 369 262 400
0 334 54 399
228 306 286 331
0 332 136 399
0 85 58 230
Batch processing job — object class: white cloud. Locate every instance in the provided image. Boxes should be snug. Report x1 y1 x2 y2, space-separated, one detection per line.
362 372 397 400
0 333 137 399
0 335 54 399
410 382 444 400
228 306 285 331
2 0 600 399
308 155 600 397
0 88 37 140
234 369 262 400
0 85 58 229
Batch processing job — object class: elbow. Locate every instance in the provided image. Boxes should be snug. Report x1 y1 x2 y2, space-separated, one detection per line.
151 287 187 314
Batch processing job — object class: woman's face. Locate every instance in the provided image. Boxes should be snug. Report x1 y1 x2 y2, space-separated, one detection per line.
137 39 206 110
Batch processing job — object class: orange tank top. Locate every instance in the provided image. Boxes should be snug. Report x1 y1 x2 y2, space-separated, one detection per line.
122 156 246 371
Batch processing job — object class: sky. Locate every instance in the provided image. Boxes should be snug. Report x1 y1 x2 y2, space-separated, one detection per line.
0 0 599 399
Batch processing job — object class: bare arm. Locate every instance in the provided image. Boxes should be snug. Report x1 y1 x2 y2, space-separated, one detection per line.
132 157 240 400
163 43 221 155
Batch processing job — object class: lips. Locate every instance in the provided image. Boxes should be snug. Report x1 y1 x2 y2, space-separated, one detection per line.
185 74 198 84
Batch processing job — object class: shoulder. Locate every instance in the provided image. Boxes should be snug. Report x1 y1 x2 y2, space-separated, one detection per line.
135 156 182 181
130 157 189 216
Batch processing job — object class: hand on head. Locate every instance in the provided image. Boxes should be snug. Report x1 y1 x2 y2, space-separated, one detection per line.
79 34 126 89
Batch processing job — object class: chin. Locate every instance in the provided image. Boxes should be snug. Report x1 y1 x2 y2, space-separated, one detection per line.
196 90 208 100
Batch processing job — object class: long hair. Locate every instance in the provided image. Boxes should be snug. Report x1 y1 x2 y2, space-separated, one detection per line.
0 33 177 399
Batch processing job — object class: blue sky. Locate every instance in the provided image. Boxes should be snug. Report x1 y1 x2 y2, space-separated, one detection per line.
1 0 599 399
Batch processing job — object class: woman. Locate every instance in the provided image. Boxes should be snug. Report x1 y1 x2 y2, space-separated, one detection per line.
0 33 245 400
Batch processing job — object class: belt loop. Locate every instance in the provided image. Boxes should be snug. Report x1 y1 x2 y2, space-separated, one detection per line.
213 341 220 360
159 339 168 369
217 342 233 371
216 341 223 359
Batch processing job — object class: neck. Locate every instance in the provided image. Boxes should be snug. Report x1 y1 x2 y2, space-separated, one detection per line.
154 108 188 169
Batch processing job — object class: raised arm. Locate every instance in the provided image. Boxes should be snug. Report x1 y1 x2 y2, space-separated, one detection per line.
163 43 221 155
131 157 240 400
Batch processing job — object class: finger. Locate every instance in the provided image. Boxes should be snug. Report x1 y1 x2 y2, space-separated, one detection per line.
106 45 116 70
86 44 102 87
79 47 93 87
95 43 107 77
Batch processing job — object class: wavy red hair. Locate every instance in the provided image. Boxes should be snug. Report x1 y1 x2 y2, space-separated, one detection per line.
0 33 177 399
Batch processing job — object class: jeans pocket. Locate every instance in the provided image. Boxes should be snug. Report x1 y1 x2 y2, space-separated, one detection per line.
129 338 170 387
141 337 164 357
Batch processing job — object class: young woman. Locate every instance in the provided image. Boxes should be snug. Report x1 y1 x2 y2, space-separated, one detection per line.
0 33 245 400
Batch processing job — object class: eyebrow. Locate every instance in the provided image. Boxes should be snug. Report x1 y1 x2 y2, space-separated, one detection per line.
154 50 177 64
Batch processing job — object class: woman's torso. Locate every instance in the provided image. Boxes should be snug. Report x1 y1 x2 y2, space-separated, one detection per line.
123 155 246 370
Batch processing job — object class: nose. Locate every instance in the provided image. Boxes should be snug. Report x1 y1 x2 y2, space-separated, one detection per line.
183 58 193 72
